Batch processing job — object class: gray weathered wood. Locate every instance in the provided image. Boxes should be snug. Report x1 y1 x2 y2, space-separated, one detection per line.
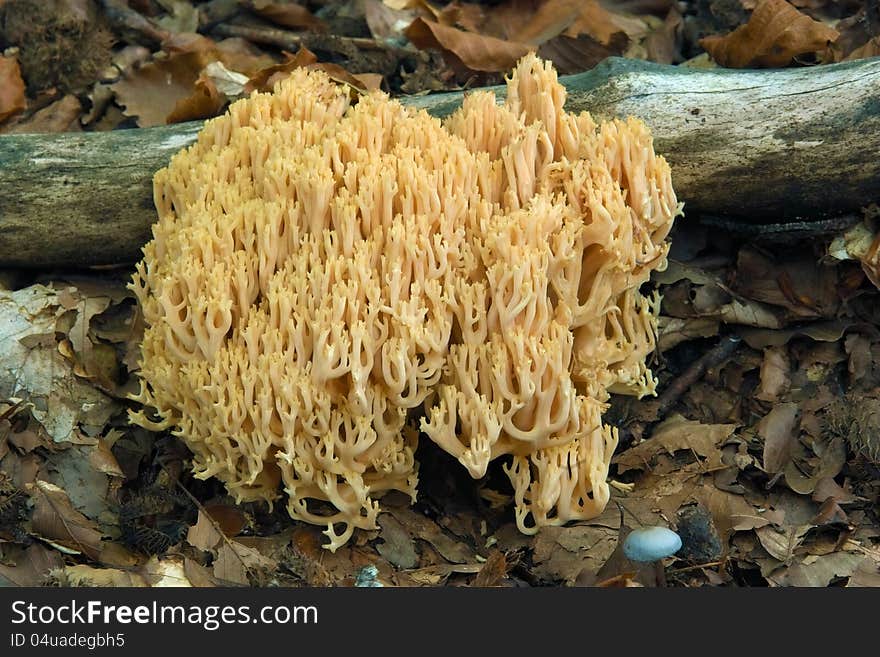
2 56 879 268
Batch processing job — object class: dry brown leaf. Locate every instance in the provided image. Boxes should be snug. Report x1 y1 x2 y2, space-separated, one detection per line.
644 8 682 64
309 63 374 93
657 317 720 352
755 524 811 563
384 0 439 16
0 544 64 586
782 435 847 495
509 0 582 46
183 557 219 587
844 333 872 382
472 550 508 587
757 402 799 474
565 0 644 45
60 564 148 587
203 503 247 537
735 246 841 319
162 32 217 54
844 36 880 62
846 558 880 587
0 55 26 124
247 0 327 31
213 541 275 585
161 36 276 78
246 47 318 93
166 73 226 124
738 320 851 349
405 17 530 72
387 506 475 563
213 543 248 585
537 33 627 75
352 73 384 91
28 479 104 560
141 555 192 587
4 95 82 134
756 346 791 402
88 438 124 477
811 477 857 505
376 513 419 569
187 509 224 552
532 525 618 585
111 51 217 127
615 414 737 474
700 0 839 68
768 551 865 586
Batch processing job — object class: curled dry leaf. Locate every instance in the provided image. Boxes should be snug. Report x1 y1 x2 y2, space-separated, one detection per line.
166 73 225 124
644 8 682 64
28 480 104 560
537 33 627 75
376 513 419 569
246 47 376 96
3 95 82 134
564 0 648 45
756 346 791 402
509 0 583 46
757 402 799 474
0 544 64 586
405 17 530 72
845 36 880 62
203 503 247 537
0 55 26 124
472 550 508 587
700 0 839 68
186 509 224 552
58 564 149 587
0 286 120 442
615 414 737 474
246 0 327 32
246 47 318 92
213 541 274 585
111 51 217 127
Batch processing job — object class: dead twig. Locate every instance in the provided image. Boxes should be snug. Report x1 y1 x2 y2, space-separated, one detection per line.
211 22 415 58
97 0 169 45
158 463 252 586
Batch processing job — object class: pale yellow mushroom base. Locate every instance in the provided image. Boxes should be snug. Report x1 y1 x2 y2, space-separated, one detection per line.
130 54 680 551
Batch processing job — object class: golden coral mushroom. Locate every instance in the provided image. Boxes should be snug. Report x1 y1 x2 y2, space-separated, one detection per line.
130 53 680 551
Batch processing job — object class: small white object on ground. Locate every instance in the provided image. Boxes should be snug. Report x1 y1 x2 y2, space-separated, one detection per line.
623 526 683 562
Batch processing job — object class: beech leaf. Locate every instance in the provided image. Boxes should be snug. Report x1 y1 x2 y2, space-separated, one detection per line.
700 0 839 68
405 17 530 72
0 55 26 124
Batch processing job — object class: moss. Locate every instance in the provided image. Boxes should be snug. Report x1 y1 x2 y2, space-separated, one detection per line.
0 0 114 95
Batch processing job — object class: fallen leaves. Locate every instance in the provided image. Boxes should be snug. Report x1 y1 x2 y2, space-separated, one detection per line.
405 18 530 73
28 479 105 560
0 55 26 123
615 414 737 475
246 1 327 32
700 0 839 68
757 402 800 474
110 50 219 127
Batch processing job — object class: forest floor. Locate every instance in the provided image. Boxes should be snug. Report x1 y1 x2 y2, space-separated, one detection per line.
1 0 879 587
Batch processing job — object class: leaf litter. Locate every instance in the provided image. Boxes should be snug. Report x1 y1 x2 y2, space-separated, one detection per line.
0 0 879 588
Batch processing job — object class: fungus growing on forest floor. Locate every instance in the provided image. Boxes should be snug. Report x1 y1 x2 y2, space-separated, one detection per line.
129 53 680 551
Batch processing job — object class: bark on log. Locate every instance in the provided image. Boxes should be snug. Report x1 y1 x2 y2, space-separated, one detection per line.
1 56 879 268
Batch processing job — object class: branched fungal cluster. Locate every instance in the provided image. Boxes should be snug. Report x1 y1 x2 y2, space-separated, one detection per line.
130 54 680 550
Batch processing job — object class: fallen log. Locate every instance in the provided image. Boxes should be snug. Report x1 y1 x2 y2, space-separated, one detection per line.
1 56 879 268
